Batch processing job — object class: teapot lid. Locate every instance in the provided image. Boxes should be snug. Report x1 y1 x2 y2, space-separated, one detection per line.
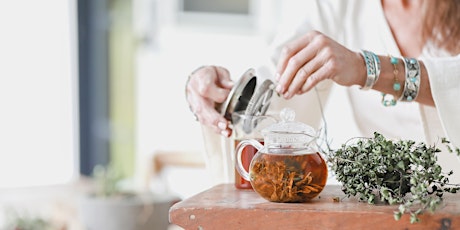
218 67 274 121
262 108 316 148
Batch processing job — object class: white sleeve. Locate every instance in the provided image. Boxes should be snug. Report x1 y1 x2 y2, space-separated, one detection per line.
268 0 347 65
264 0 346 129
421 56 460 147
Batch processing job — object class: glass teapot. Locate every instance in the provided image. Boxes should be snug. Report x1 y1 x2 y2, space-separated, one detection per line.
235 108 328 202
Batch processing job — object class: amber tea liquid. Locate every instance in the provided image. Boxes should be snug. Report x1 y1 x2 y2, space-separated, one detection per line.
250 151 328 202
234 139 264 189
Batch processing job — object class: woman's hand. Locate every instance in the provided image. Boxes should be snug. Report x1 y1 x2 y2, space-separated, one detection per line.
186 65 234 137
275 30 366 99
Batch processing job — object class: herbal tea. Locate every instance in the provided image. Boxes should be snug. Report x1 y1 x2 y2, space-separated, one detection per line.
249 151 327 202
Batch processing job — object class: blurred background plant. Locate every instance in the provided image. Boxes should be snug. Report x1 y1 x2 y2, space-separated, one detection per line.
91 164 125 198
2 208 65 230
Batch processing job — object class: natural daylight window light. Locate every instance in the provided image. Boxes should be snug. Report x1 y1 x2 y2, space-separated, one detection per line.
0 1 77 188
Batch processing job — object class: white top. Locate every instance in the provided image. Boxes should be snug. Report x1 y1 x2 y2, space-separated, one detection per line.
266 0 460 182
200 0 460 185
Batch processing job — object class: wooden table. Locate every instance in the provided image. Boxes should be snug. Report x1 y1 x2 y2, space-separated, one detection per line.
169 184 460 230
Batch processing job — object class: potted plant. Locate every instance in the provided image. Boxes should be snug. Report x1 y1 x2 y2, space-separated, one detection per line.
327 132 460 224
78 165 177 230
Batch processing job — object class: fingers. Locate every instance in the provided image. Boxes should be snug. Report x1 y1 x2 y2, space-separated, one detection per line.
193 66 233 103
186 65 233 137
275 31 354 99
300 59 334 93
285 49 328 97
192 95 231 137
276 32 314 83
276 45 314 97
198 105 231 137
276 31 324 98
215 67 234 89
297 47 338 93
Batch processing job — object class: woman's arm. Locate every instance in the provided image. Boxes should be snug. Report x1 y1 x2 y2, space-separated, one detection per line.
372 56 434 106
274 30 436 107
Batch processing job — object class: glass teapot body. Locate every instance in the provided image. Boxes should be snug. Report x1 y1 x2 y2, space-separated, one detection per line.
235 108 328 202
236 141 327 202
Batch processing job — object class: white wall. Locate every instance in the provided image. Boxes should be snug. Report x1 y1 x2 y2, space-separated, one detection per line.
0 0 78 188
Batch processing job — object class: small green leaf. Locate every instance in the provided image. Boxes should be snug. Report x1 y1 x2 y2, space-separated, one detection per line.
368 194 375 204
398 205 405 214
394 211 402 221
397 161 405 171
410 213 420 224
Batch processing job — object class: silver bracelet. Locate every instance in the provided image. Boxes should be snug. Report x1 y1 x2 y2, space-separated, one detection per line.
371 52 381 84
360 50 380 90
399 58 420 102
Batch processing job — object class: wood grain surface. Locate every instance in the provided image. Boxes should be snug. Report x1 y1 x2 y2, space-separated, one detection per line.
169 184 460 230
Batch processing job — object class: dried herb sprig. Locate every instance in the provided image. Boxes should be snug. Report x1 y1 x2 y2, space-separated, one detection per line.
327 132 460 223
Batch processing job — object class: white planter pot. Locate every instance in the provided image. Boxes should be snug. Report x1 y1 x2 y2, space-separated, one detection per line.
78 193 178 230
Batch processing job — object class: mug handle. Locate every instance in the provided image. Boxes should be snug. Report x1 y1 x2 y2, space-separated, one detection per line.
235 139 264 181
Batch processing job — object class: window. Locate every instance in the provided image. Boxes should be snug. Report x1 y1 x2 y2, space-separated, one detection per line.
176 0 255 29
182 0 249 14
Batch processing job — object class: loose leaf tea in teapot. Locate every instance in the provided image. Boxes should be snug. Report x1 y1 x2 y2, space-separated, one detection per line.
235 108 328 202
250 151 328 202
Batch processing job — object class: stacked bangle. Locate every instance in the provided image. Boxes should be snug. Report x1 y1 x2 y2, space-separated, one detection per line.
372 52 381 82
381 55 401 107
399 58 420 102
362 52 420 106
360 50 380 90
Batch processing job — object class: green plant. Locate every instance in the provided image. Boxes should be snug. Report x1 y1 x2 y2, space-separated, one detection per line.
92 164 124 198
327 132 460 223
3 209 53 230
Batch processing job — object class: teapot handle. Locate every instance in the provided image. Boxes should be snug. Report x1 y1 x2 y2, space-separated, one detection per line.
235 139 263 181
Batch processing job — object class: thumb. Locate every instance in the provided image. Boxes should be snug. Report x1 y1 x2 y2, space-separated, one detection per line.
215 66 234 89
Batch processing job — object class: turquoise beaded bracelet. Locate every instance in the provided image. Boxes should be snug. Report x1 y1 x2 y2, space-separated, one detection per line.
381 55 401 107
